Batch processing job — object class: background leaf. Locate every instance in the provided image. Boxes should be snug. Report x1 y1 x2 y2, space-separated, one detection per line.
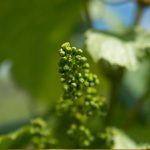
112 128 148 149
85 29 150 71
0 0 84 102
85 30 139 71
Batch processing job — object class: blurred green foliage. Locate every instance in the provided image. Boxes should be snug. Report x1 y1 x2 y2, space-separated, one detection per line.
0 0 84 101
0 0 150 149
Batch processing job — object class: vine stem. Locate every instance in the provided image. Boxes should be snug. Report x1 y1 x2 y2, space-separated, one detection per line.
82 0 93 28
134 1 145 26
104 82 118 125
124 77 150 128
104 67 124 126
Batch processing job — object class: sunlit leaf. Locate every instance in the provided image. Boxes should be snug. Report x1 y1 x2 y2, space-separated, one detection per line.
112 128 149 149
85 30 138 71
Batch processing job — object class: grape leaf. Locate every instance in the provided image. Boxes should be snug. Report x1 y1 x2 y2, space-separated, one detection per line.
85 29 150 71
85 30 138 71
112 128 149 149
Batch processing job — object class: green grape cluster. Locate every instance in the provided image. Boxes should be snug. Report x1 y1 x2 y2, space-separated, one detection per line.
58 42 106 116
67 123 94 147
30 118 57 148
0 118 57 149
58 42 106 147
99 127 114 148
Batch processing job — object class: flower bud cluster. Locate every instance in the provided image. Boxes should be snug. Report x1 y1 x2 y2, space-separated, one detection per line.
58 42 106 147
67 123 94 147
99 127 114 148
58 42 105 115
31 118 57 148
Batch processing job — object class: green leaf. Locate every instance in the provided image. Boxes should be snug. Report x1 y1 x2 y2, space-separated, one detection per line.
134 27 150 58
85 29 150 71
85 30 138 71
112 128 149 149
0 0 84 101
135 27 150 50
112 128 137 148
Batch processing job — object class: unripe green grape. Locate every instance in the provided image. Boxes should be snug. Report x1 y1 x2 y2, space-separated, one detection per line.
88 74 93 82
90 82 95 87
85 94 92 100
68 57 72 63
71 82 77 88
84 128 90 135
63 84 69 91
90 101 97 107
84 69 89 73
75 55 82 61
84 81 89 87
83 140 90 146
76 91 82 97
63 65 70 71
87 111 93 116
68 74 73 79
71 124 77 130
85 101 90 106
83 63 90 69
59 48 65 57
77 73 82 78
93 74 97 78
61 42 70 50
79 78 84 83
59 57 67 65
77 49 83 54
95 78 100 85
87 87 96 94
84 73 89 78
60 77 65 82
72 47 77 54
66 46 72 53
80 56 87 63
